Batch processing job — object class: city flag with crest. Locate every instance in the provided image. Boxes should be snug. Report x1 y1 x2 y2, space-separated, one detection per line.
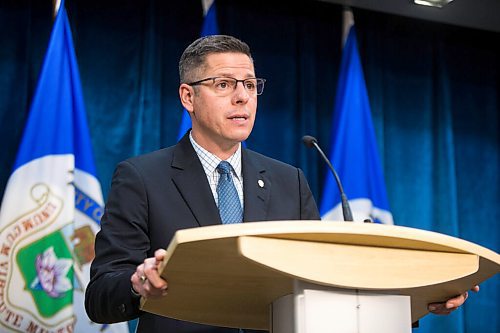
0 1 128 332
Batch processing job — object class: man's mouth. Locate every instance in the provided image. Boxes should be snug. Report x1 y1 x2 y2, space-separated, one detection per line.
228 114 249 121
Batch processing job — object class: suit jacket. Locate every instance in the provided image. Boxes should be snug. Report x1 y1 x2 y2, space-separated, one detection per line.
85 134 320 332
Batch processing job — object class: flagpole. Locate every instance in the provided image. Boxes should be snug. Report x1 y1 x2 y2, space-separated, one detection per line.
53 0 61 18
51 0 87 301
342 7 354 48
202 0 215 15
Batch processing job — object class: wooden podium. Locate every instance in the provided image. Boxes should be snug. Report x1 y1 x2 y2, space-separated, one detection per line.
140 221 499 332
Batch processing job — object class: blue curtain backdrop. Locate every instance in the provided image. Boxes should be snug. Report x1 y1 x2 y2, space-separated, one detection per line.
0 1 498 332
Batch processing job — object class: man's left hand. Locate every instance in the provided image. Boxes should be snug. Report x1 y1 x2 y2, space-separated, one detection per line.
428 285 480 315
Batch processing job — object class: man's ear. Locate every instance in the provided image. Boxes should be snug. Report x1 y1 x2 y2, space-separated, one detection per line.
179 84 194 112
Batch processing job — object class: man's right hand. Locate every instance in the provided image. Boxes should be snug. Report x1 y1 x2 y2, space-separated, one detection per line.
130 249 169 298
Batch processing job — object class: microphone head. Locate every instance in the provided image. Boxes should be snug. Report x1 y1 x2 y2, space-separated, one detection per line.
302 135 317 148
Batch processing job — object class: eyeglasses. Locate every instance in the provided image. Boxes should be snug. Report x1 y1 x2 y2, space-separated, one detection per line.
187 77 266 96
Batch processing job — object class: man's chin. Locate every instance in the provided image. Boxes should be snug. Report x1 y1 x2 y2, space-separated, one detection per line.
236 135 251 144
231 129 251 143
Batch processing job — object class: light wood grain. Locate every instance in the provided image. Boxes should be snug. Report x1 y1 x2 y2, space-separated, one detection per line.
140 221 499 330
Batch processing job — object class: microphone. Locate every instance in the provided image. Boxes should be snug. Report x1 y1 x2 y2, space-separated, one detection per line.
302 135 354 221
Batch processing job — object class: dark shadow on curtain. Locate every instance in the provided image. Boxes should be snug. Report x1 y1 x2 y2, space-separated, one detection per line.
0 0 52 195
356 9 499 333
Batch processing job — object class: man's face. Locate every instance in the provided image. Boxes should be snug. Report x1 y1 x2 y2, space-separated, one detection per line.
182 52 257 152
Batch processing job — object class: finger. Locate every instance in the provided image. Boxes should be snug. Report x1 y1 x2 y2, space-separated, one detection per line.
133 273 166 298
132 264 146 285
428 303 446 313
429 302 455 315
130 271 146 296
141 279 166 297
471 285 480 293
132 270 146 284
143 258 168 291
445 292 467 309
131 261 167 298
155 249 167 261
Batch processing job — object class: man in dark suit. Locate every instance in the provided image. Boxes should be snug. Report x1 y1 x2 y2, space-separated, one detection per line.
85 35 475 333
85 35 319 332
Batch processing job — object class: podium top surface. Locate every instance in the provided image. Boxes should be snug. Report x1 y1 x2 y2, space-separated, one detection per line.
141 221 499 330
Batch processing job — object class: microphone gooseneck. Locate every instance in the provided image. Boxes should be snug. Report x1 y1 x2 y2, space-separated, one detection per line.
302 135 354 221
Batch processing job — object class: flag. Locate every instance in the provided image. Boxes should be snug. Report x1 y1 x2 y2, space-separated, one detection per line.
0 1 128 332
177 0 220 141
320 10 393 224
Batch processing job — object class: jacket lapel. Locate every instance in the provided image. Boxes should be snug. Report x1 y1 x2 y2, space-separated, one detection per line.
242 149 270 222
171 135 222 227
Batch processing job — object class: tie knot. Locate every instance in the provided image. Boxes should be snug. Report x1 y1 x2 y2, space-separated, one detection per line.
217 161 232 175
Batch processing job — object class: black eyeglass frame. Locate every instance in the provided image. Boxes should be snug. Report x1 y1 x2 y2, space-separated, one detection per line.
186 77 266 95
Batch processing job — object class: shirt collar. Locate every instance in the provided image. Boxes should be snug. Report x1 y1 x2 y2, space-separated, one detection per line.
189 132 242 179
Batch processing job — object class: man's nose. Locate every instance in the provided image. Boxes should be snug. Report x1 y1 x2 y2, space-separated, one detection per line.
232 81 250 103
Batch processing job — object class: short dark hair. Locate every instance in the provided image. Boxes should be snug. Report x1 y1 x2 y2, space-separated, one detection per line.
179 35 253 83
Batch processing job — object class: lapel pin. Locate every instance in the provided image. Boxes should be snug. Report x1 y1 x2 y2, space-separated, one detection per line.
258 179 264 188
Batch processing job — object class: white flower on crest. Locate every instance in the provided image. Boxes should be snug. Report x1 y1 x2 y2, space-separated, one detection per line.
30 246 72 298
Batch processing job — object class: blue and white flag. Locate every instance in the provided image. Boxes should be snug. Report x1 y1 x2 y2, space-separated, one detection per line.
320 10 393 224
0 1 128 332
177 0 220 141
